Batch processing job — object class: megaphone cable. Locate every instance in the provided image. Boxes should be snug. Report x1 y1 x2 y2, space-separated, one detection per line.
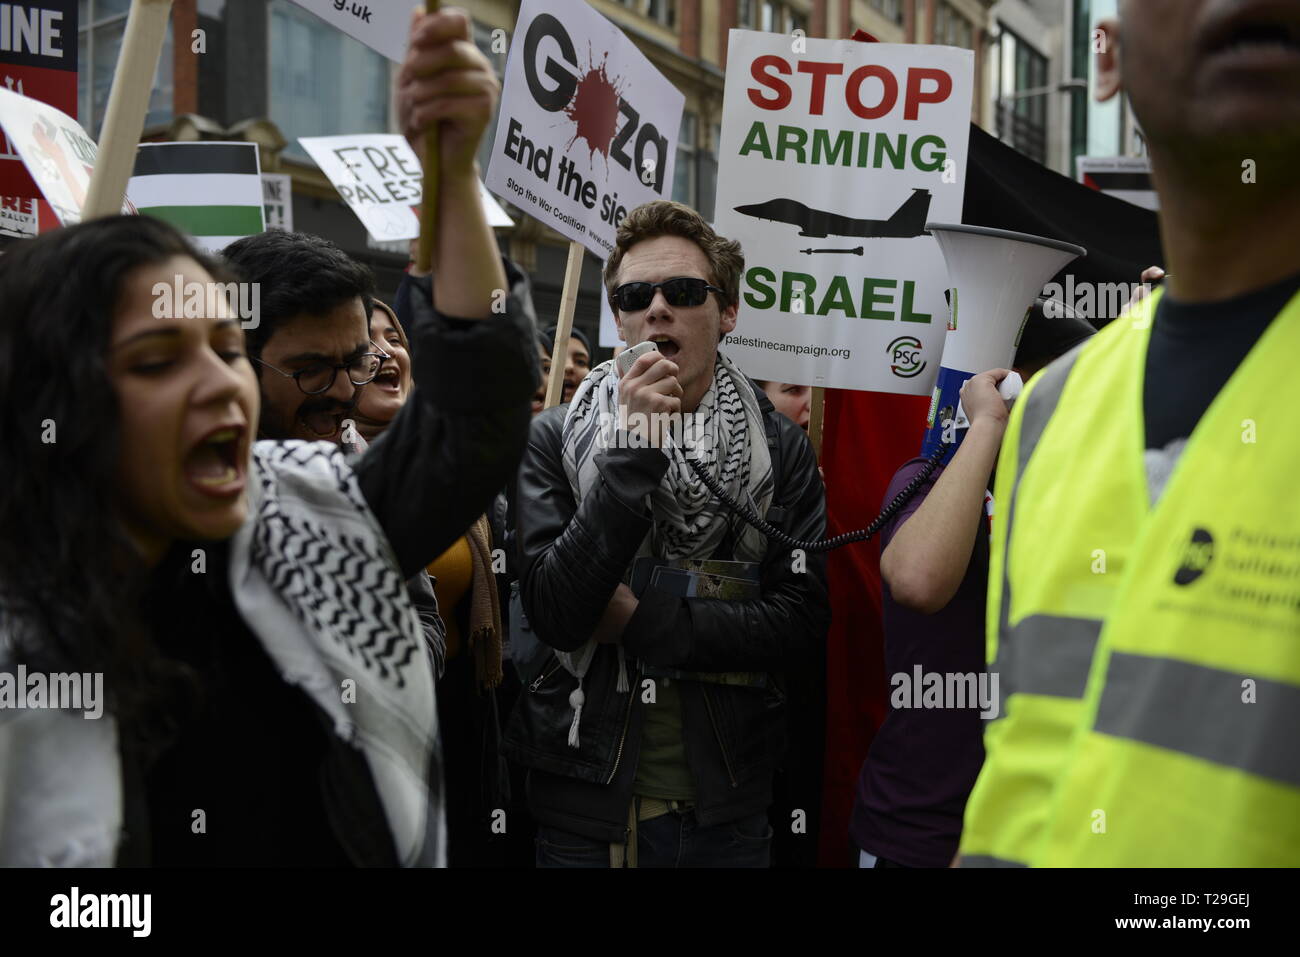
687 445 947 554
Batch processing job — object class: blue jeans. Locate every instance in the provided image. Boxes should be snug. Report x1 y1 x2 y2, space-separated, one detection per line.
536 809 773 868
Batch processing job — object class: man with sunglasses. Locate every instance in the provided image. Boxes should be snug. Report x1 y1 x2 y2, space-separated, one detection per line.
507 200 829 867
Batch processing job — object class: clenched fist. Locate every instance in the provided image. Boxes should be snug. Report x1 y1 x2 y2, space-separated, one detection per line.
397 7 500 181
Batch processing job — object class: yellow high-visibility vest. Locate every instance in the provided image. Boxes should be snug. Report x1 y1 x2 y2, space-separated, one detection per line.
961 288 1300 867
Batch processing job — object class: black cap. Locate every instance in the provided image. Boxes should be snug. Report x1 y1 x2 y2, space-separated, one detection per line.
1014 297 1096 369
544 324 591 356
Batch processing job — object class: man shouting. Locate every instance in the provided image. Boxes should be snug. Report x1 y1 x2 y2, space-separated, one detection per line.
507 200 829 867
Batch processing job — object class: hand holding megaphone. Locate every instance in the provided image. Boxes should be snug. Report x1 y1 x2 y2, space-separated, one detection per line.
958 369 1017 430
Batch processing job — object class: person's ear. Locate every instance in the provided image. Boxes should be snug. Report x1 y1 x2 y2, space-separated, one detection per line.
612 302 627 342
719 299 738 337
1095 18 1122 102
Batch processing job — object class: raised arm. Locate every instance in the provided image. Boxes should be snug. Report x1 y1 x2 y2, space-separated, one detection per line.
880 370 1010 614
354 7 538 577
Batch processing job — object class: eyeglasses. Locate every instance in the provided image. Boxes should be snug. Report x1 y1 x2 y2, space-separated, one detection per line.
252 352 389 396
611 277 727 313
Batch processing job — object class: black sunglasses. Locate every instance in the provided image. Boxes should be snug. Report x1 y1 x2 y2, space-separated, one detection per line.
611 277 727 313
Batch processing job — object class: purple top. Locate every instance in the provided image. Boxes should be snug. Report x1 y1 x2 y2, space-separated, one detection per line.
849 458 991 868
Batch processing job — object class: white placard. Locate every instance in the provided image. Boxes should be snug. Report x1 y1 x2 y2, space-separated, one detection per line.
0 196 39 238
283 0 409 63
485 0 684 259
1077 155 1157 211
713 32 973 394
479 180 513 228
262 172 293 231
599 276 618 347
299 133 423 241
0 86 130 224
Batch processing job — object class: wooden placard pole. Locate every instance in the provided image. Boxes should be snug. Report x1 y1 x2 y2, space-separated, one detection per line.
82 0 173 219
808 386 826 460
414 0 442 273
544 240 586 409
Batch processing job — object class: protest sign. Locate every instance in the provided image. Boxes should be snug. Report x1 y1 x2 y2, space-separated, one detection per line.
599 281 618 347
128 142 265 252
302 132 511 241
0 0 77 199
478 180 512 227
485 0 683 260
1077 155 1157 211
713 32 973 395
300 133 423 241
0 85 113 224
283 0 409 64
262 172 293 231
0 194 37 237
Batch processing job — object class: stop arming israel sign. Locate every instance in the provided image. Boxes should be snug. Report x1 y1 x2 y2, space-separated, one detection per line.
485 0 683 259
714 32 972 395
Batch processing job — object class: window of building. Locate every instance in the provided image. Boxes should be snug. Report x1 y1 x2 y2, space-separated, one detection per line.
754 1 809 34
78 0 174 135
761 0 781 32
995 25 1049 164
868 0 904 26
268 0 390 162
672 111 697 208
696 121 720 221
935 1 973 49
646 0 677 30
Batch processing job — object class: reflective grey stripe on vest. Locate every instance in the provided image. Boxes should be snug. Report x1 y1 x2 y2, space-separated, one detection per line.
991 615 1102 710
961 855 1029 868
1095 652 1300 788
993 343 1101 713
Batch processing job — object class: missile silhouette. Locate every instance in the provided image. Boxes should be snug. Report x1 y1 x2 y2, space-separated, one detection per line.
735 188 932 239
799 246 865 255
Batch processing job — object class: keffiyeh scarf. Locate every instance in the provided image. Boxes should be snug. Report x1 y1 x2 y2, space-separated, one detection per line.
554 351 774 746
230 440 444 865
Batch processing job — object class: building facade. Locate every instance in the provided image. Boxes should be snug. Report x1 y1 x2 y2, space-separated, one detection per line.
74 0 1116 351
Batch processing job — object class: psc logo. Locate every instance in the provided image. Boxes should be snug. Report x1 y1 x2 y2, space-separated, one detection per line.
1173 527 1215 586
888 336 926 378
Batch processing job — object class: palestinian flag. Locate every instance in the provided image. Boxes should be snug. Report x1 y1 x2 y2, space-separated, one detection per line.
127 142 266 252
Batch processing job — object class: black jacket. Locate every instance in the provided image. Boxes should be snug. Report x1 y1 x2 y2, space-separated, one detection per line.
504 381 829 843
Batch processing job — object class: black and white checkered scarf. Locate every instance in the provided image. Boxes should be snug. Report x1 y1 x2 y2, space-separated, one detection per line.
553 352 773 746
229 441 443 865
562 351 774 563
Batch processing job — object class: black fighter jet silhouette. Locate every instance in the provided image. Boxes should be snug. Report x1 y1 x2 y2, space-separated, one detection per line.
734 188 932 239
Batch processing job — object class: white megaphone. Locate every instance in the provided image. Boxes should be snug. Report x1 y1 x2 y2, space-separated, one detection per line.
920 223 1086 458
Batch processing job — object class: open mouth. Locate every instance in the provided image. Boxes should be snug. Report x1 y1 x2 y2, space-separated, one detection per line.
373 365 401 393
648 334 681 359
300 407 344 438
184 425 245 495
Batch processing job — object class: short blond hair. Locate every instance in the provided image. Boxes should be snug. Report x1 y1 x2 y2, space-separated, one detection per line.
603 200 744 310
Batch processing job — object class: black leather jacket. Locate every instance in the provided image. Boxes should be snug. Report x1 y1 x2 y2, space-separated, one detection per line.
503 381 829 843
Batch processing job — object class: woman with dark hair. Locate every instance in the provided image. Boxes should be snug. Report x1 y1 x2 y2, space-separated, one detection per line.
0 9 538 868
0 205 535 866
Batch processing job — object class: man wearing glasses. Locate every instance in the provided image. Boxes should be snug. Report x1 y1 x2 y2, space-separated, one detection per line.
223 230 389 445
507 200 829 867
222 226 536 680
